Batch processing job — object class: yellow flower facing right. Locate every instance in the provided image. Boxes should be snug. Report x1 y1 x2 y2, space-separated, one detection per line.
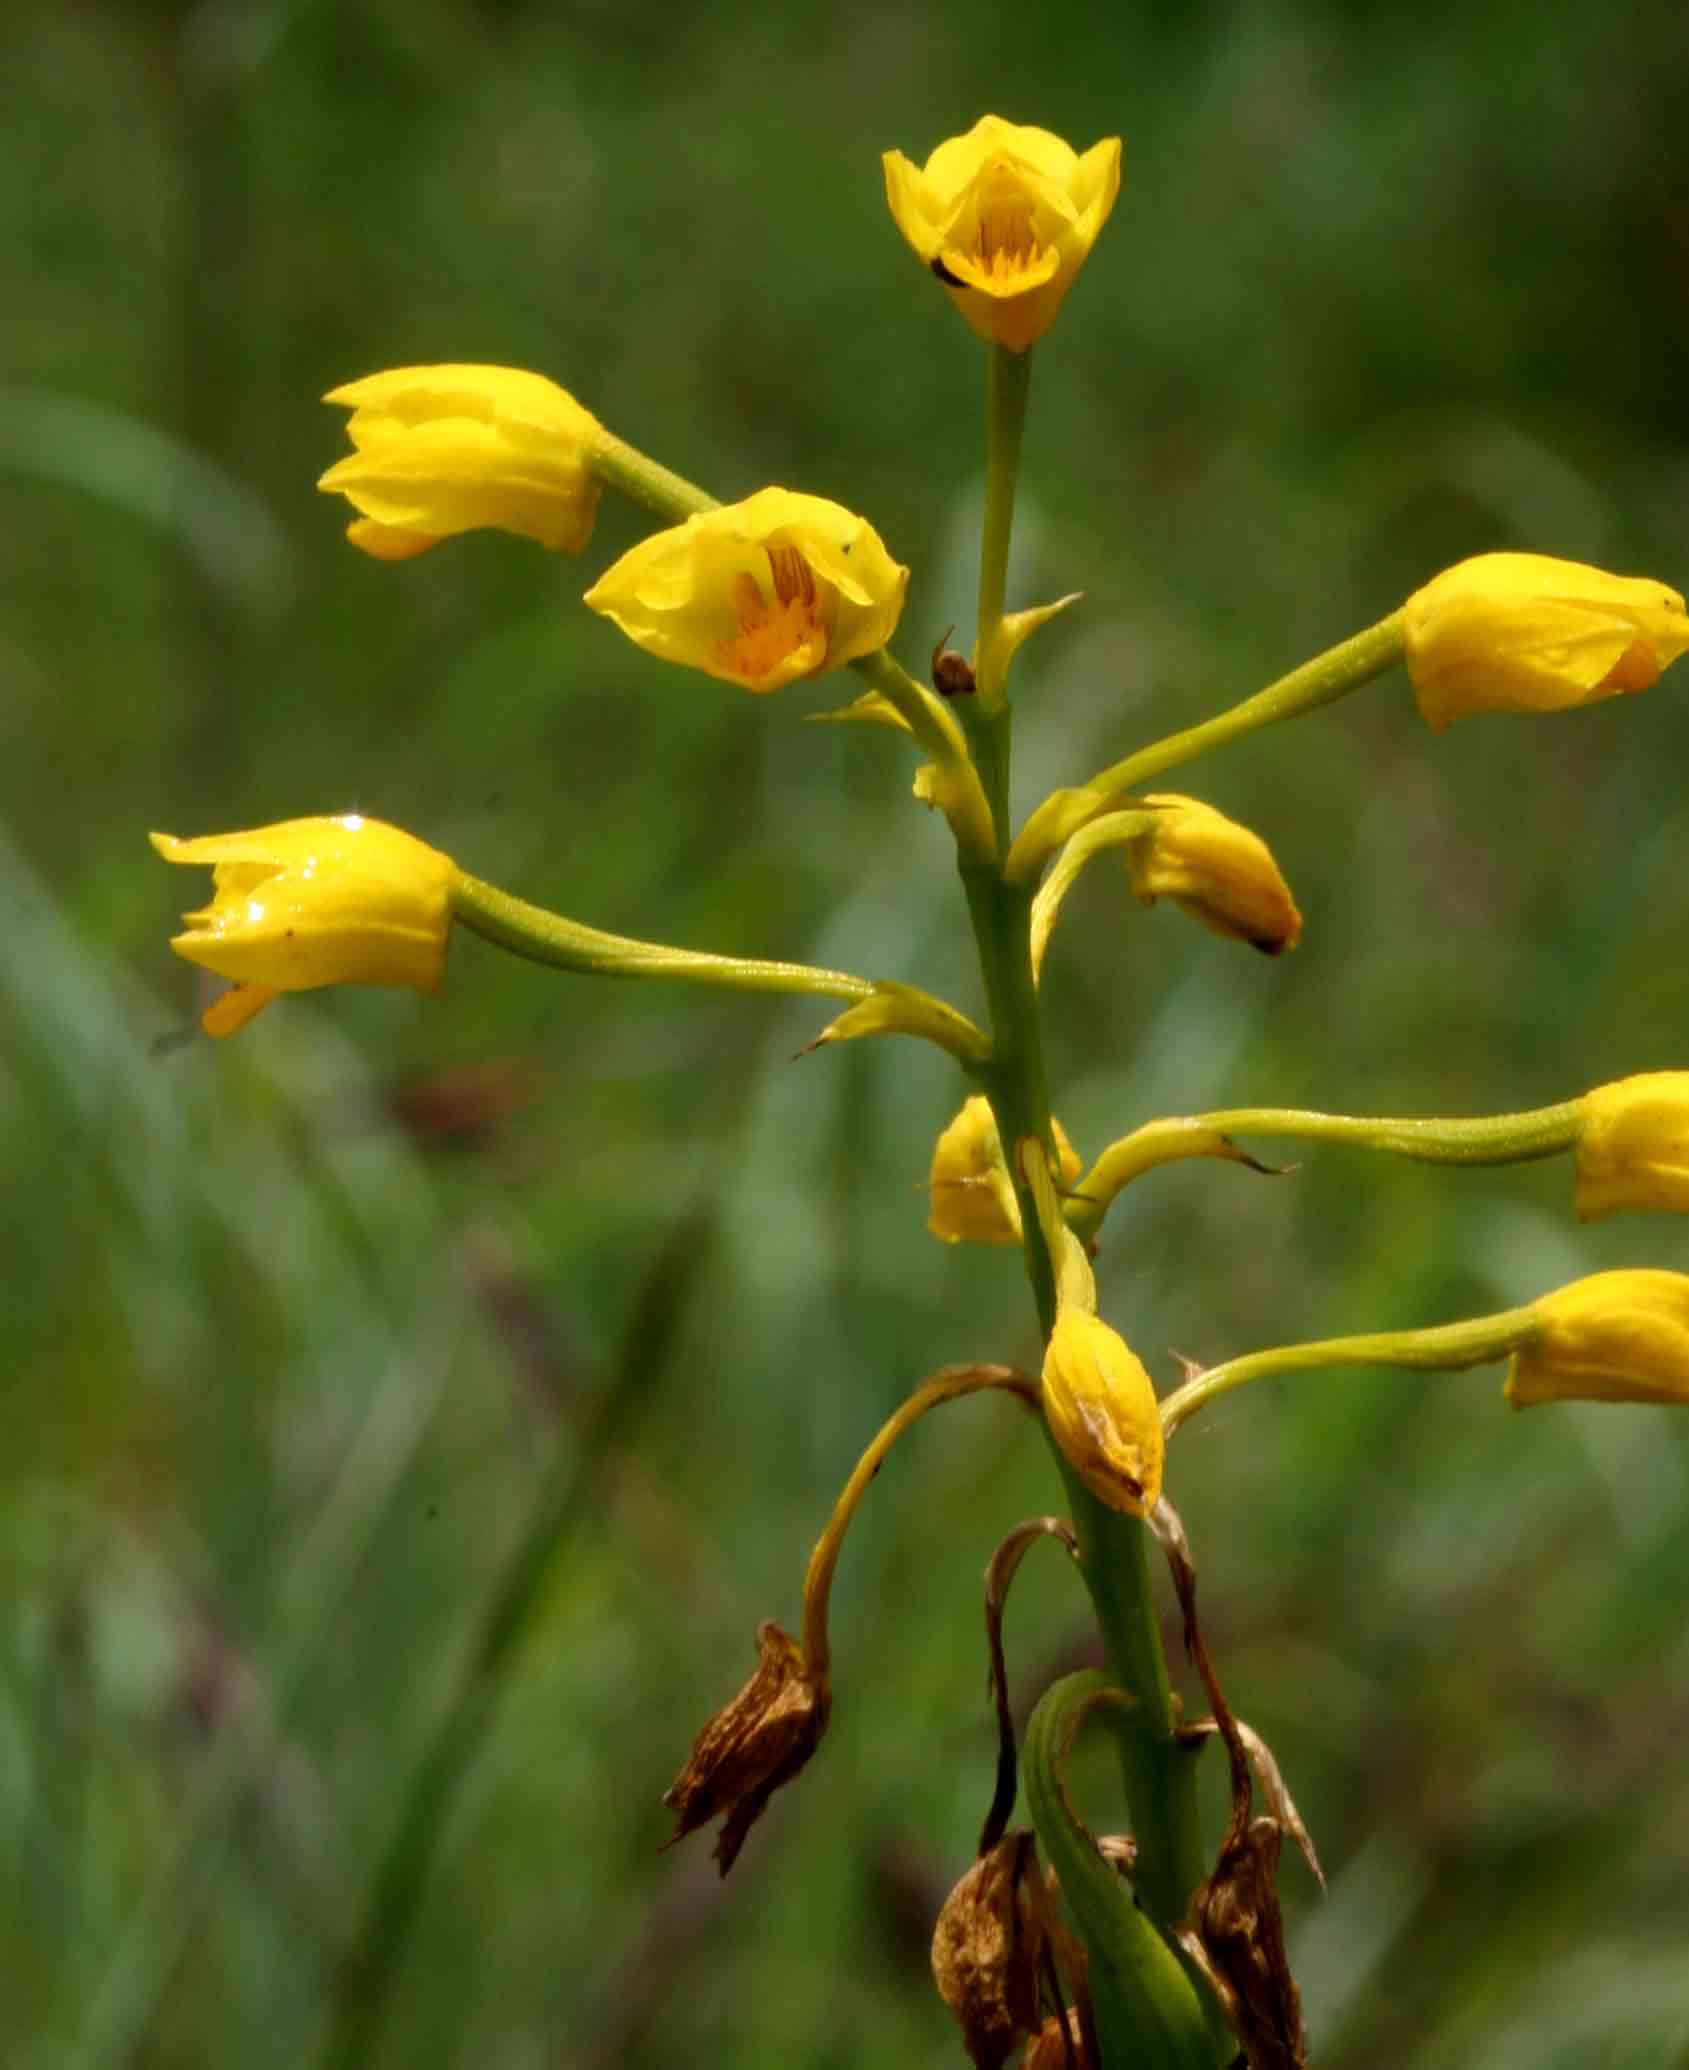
1507 1269 1689 1408
1403 552 1689 731
1124 795 1302 956
319 364 606 560
1575 1072 1689 1220
882 116 1121 353
152 815 455 1036
585 487 907 694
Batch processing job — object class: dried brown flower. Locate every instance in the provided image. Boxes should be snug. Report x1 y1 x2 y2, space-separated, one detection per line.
662 1622 828 1875
931 1831 1047 2070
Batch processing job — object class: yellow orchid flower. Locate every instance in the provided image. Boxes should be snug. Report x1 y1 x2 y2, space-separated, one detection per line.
1403 552 1689 732
151 816 455 1036
1507 1269 1689 1407
1125 795 1302 955
318 364 605 560
584 487 907 693
1041 1309 1163 1515
1575 1072 1689 1220
882 116 1122 353
927 1094 1082 1246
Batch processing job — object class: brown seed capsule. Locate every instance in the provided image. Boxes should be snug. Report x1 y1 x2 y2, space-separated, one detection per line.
662 1621 828 1875
930 1830 1046 2069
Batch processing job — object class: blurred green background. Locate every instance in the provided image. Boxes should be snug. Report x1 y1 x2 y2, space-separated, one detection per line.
6 1 1689 2064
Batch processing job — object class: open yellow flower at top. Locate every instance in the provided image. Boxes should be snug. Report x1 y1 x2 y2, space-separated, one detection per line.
584 487 908 693
319 364 606 560
1403 552 1689 732
882 116 1121 353
151 815 455 1036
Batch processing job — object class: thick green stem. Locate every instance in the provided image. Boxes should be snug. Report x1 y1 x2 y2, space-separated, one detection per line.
958 860 1223 2062
1022 1673 1214 2070
975 344 1032 712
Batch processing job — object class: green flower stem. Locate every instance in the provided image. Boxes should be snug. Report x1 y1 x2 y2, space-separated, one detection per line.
452 870 988 1061
850 648 999 862
959 861 1222 2056
1159 1307 1543 1441
453 870 869 995
1022 1673 1216 2070
589 429 720 523
1006 611 1408 884
1070 1099 1586 1242
975 343 1033 713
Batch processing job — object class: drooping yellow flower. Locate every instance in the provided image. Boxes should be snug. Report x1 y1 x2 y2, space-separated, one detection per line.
882 116 1122 353
1575 1073 1689 1220
1507 1269 1689 1407
318 365 606 560
151 816 455 1036
1124 795 1302 955
927 1094 1082 1246
584 487 907 693
1403 552 1689 732
1041 1309 1163 1514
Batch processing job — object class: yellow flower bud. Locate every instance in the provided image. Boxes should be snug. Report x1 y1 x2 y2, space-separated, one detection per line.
584 487 907 693
928 1095 1081 1246
1041 1309 1163 1515
1576 1072 1689 1220
882 117 1121 355
1507 1269 1689 1407
1403 552 1689 732
151 815 455 1036
318 364 606 560
1125 795 1302 955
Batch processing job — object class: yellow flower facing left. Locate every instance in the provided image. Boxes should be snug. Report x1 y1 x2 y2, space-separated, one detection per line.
1507 1269 1689 1408
883 116 1121 353
319 365 606 560
151 816 455 1036
1403 552 1689 732
1124 794 1303 955
584 487 908 693
1041 1308 1163 1515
